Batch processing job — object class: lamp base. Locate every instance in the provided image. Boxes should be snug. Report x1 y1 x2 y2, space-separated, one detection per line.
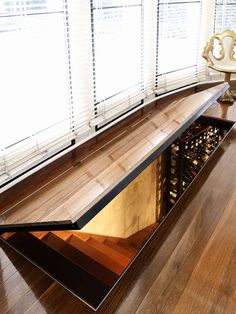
219 89 235 103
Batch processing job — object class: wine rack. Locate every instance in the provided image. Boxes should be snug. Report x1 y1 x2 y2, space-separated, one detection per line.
165 116 233 212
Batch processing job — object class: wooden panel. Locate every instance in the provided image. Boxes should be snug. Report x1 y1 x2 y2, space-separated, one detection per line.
170 188 236 314
0 83 228 230
81 160 157 238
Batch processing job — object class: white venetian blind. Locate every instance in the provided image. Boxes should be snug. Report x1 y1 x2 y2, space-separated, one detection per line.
156 0 203 94
66 1 94 140
0 0 74 186
214 0 236 33
91 0 145 127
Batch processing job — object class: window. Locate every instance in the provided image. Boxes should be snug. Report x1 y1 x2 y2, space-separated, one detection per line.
0 0 73 186
215 0 236 33
91 0 144 127
156 0 202 93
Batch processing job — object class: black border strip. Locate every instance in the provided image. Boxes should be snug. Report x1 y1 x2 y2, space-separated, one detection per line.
0 220 75 234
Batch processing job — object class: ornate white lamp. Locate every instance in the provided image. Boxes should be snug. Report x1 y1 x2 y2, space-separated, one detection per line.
203 29 236 103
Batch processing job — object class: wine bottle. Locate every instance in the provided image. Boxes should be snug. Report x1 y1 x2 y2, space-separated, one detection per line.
170 191 177 198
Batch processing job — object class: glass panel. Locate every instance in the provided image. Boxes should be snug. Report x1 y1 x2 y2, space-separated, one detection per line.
215 3 236 32
157 2 201 74
92 2 143 105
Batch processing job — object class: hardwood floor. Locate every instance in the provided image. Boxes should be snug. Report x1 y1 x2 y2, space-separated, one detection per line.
0 100 236 313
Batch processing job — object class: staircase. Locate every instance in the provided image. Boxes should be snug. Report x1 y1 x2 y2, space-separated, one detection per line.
2 223 157 309
31 230 137 281
31 223 157 283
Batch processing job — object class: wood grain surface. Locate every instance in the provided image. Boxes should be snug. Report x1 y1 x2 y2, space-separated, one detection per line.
0 83 228 230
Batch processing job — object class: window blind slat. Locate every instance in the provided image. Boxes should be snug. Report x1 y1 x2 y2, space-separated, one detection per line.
0 0 73 186
215 0 236 33
67 1 94 137
91 0 144 127
156 1 202 93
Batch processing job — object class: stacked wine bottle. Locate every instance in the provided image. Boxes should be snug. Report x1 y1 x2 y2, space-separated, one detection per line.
167 121 224 209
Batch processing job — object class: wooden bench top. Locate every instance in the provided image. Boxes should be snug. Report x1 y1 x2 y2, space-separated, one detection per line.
0 83 228 231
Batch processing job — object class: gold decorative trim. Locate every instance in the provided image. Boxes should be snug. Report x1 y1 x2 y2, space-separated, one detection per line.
203 30 236 102
202 29 236 66
230 36 236 61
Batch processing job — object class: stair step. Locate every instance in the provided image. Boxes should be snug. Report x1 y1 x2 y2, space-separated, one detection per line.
34 232 118 286
50 231 72 241
70 232 90 242
102 235 123 244
31 231 49 240
41 232 67 252
117 241 139 255
1 232 15 240
72 231 122 244
86 237 131 268
124 223 158 249
67 235 125 275
104 239 135 260
5 232 110 309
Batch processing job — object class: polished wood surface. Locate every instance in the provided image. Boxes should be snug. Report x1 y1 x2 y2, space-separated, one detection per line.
0 98 235 313
0 83 228 229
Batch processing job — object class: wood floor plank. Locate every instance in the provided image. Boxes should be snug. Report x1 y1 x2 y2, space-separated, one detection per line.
0 264 43 313
0 249 32 291
26 282 91 314
208 247 236 314
172 188 236 314
5 270 52 314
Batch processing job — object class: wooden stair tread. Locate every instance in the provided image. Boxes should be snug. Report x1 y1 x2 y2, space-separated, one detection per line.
117 241 138 255
125 223 157 249
86 237 131 268
50 231 72 241
32 231 118 286
104 239 136 259
1 232 15 240
72 231 123 244
67 235 125 275
40 232 67 252
31 231 49 240
68 230 141 258
69 232 91 242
